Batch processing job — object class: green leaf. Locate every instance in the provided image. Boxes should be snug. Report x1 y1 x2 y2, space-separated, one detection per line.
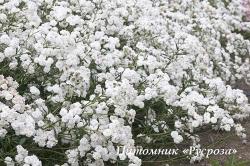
19 138 26 145
210 160 221 166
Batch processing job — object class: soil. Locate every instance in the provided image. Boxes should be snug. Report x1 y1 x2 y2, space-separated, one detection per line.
143 82 250 166
177 82 250 166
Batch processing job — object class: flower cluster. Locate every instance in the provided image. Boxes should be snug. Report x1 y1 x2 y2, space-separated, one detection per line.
4 145 42 166
0 0 250 165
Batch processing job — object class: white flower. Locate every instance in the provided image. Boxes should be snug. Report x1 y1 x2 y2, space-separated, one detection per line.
66 149 79 166
24 155 42 166
203 112 211 124
122 68 141 84
0 34 10 44
171 131 183 144
174 120 183 128
30 86 40 96
4 91 13 100
0 128 7 137
144 87 158 100
51 6 70 21
15 145 28 163
4 47 16 57
89 119 99 130
102 129 112 137
4 157 14 166
66 15 81 26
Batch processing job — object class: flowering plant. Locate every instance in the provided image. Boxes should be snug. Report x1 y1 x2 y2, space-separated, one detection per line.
0 0 250 165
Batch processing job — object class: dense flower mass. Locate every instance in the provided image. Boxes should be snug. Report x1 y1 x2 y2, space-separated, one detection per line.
0 0 250 165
